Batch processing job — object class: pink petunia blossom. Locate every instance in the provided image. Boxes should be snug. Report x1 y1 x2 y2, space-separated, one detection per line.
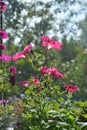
0 43 6 50
0 1 7 11
0 54 11 62
51 40 63 50
40 66 47 75
46 67 63 78
19 80 30 87
23 44 32 53
40 66 63 79
32 76 41 90
41 35 63 50
64 84 78 92
12 51 26 61
55 71 63 78
32 76 40 86
10 66 17 74
0 30 8 39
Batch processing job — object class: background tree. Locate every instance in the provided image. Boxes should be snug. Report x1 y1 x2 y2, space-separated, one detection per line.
78 15 87 47
4 0 87 45
2 0 87 100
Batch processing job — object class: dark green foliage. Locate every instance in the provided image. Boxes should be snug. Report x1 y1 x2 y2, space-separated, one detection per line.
78 15 87 47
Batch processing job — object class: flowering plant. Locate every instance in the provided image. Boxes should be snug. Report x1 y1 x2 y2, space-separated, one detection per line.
0 1 7 11
0 33 83 129
0 1 85 130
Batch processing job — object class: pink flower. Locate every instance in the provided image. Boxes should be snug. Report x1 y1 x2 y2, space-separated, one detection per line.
40 66 47 75
40 66 63 79
0 99 9 104
13 51 26 61
0 54 11 62
41 35 63 50
10 66 17 74
32 77 40 86
64 84 78 92
13 45 32 61
32 77 41 90
0 1 7 11
19 80 30 87
55 71 63 78
23 44 32 53
0 43 6 50
51 40 63 50
46 67 63 78
0 30 8 39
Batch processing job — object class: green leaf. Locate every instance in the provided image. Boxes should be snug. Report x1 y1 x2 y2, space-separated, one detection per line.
25 113 32 118
69 115 75 120
80 122 87 130
58 122 69 126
